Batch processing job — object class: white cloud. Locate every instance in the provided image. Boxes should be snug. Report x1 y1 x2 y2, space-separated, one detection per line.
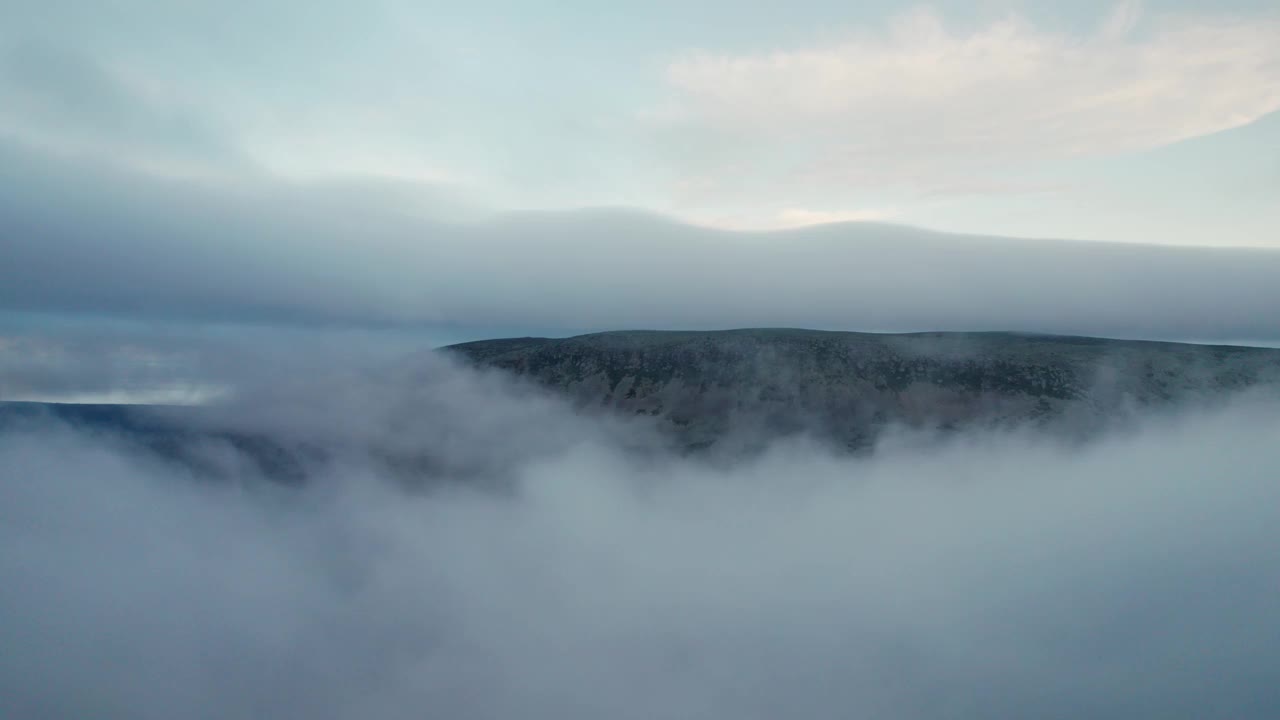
687 206 897 231
773 207 896 227
662 5 1280 192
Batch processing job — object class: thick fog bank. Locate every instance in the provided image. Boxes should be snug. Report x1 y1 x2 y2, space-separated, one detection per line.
2 354 1279 719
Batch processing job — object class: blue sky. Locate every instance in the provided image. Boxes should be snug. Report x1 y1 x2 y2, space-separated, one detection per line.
2 0 1277 245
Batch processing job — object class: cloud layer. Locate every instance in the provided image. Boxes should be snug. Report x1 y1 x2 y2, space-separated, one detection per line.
3 138 1280 342
2 355 1279 719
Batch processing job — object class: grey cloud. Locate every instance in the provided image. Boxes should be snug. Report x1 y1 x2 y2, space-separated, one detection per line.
2 356 1279 719
3 139 1279 341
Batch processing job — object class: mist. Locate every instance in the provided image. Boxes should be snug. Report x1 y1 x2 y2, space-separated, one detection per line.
6 2 1280 716
3 353 1278 719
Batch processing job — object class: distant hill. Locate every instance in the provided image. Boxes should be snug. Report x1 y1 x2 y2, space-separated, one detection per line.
446 329 1280 452
5 330 1277 481
0 401 311 483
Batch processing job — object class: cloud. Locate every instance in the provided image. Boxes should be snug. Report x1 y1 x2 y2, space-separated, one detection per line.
661 5 1280 195
695 206 899 231
0 312 492 405
773 207 896 227
2 354 1280 718
2 0 1278 242
3 138 1280 342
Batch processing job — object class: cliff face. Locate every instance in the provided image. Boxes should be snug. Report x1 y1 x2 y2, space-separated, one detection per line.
446 329 1280 451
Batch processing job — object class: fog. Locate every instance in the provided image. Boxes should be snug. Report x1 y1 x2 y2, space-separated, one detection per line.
4 138 1280 343
0 315 471 403
6 3 1280 715
3 353 1279 719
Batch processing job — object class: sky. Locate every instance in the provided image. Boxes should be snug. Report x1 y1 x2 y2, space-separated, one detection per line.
5 3 1280 714
1 0 1277 244
2 0 1280 400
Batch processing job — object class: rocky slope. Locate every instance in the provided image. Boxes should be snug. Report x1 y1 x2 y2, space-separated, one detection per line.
446 329 1280 452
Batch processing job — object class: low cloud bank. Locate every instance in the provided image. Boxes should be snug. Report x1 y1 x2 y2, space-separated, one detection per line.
4 139 1280 342
2 356 1279 719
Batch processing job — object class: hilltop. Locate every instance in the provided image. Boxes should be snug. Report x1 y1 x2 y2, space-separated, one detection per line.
446 329 1280 452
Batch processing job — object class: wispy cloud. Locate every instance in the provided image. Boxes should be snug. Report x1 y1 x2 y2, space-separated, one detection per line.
1 2 1277 243
662 5 1280 194
688 206 898 231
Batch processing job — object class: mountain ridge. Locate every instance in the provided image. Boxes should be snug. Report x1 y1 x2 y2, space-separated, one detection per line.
446 328 1280 452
